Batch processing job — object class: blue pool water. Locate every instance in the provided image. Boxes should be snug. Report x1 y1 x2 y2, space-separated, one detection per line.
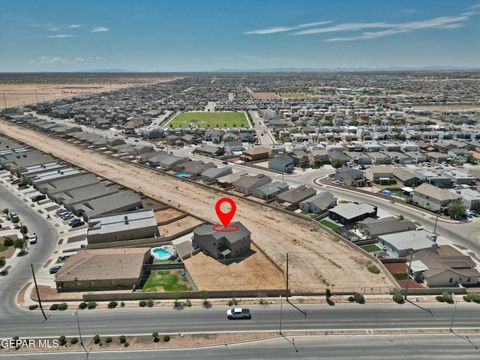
151 245 176 260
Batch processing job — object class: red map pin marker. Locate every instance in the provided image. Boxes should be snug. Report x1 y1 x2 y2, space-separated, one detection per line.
215 197 236 228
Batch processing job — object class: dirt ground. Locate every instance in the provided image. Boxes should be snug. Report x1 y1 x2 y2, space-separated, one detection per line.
158 216 204 238
0 76 179 109
0 120 395 293
154 208 186 224
249 92 280 99
184 244 285 291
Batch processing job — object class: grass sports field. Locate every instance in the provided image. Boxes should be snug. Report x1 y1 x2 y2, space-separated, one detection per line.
167 111 249 128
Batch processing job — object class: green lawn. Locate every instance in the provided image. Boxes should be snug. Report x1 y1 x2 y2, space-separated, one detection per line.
392 191 409 200
361 244 381 253
168 111 249 129
152 257 182 265
394 273 409 280
0 244 8 252
319 219 341 230
142 270 192 292
279 92 308 98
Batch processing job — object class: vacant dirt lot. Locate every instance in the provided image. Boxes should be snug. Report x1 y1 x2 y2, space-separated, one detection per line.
249 92 280 99
158 216 204 238
412 104 480 112
154 208 186 224
0 120 395 293
0 76 179 109
184 245 285 291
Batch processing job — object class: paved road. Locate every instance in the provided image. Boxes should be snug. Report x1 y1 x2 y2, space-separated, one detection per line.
2 302 479 338
2 334 480 359
249 111 276 146
0 185 58 317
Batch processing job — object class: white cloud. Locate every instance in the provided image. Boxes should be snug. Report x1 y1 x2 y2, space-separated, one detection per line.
244 21 331 35
46 24 59 32
29 56 103 65
322 14 472 42
91 26 109 32
69 24 82 28
294 22 392 35
47 34 73 39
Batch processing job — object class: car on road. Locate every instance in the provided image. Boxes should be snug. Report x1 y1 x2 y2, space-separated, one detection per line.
49 265 62 274
29 233 38 245
222 161 229 164
227 308 251 320
31 194 46 202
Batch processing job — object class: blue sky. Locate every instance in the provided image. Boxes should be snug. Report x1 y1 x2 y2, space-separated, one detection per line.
0 0 479 72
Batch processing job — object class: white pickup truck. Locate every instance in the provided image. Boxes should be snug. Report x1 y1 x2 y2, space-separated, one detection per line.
226 307 251 320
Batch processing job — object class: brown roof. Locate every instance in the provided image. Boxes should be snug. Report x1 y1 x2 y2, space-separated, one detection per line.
56 248 148 282
244 147 269 156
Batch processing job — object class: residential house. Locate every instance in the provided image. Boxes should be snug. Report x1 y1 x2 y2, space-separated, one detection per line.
411 245 479 287
200 166 232 184
55 248 150 292
393 168 420 187
442 169 476 186
378 229 438 257
365 165 395 184
335 168 366 187
412 183 462 211
299 191 337 214
357 216 416 239
276 185 316 208
233 174 271 194
291 149 309 168
448 188 480 210
252 181 289 200
242 147 270 161
328 202 377 225
192 221 251 260
268 155 294 173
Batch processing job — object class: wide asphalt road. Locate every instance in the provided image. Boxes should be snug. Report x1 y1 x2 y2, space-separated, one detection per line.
2 334 480 359
2 302 479 338
0 185 58 316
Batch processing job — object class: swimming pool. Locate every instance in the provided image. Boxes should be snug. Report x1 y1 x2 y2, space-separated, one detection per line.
150 245 177 260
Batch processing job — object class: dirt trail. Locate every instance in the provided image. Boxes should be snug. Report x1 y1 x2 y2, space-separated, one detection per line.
0 120 395 292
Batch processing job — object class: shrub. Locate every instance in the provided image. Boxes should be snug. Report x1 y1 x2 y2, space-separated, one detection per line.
58 335 67 346
78 302 87 310
93 335 101 344
70 337 78 345
124 342 129 348
29 304 38 310
152 332 159 342
353 293 365 304
87 301 97 310
392 292 404 304
49 304 59 311
58 303 68 311
325 288 332 299
147 299 153 308
163 335 170 342
108 301 118 309
3 237 13 247
120 302 125 308
185 299 192 307
367 264 381 274
347 296 355 302
228 298 238 306
105 337 112 344
442 291 454 304
436 295 445 302
463 293 480 304
139 300 147 307
119 335 127 344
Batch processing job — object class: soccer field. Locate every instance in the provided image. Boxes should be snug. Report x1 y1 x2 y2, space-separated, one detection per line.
167 111 250 128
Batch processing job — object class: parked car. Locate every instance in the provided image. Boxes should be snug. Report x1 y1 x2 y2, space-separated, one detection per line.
10 177 20 185
226 308 251 320
56 208 68 215
31 194 46 202
61 212 74 220
29 233 38 245
222 161 229 165
69 218 85 228
49 265 62 274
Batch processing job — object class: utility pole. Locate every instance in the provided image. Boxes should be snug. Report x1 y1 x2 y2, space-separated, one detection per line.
286 253 289 300
75 311 88 355
433 210 439 234
2 93 7 108
30 264 47 321
404 249 414 301
449 293 457 332
279 295 283 336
